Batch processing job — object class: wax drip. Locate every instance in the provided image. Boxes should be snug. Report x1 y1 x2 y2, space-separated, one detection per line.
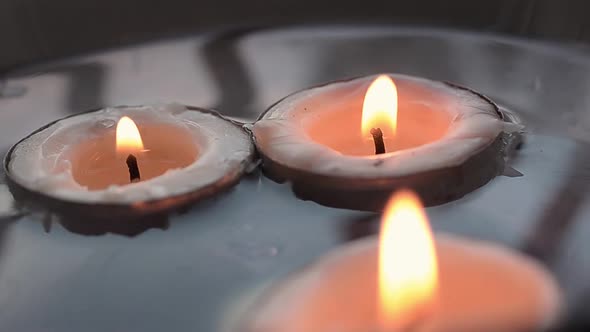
370 128 386 155
126 154 141 183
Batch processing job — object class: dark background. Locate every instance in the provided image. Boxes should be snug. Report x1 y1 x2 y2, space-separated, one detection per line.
1 0 590 72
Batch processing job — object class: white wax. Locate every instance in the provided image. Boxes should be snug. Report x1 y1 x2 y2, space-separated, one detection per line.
241 236 562 332
253 74 522 179
7 104 254 203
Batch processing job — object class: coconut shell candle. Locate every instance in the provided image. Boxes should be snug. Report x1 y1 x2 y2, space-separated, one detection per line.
252 74 522 211
4 104 255 219
239 191 562 332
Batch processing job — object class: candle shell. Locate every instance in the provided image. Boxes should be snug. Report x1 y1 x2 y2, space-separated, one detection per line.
253 74 522 211
4 104 256 220
240 235 562 332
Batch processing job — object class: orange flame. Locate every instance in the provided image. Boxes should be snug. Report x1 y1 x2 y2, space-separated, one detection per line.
378 190 438 330
116 116 144 155
362 75 398 137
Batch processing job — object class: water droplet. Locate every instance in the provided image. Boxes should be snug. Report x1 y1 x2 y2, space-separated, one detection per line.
228 241 280 259
532 77 542 92
96 119 116 128
0 184 21 219
241 223 253 231
0 80 27 98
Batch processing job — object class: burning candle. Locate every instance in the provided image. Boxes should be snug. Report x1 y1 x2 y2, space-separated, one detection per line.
377 191 438 331
70 114 197 189
363 75 398 155
117 116 144 183
252 74 522 211
239 191 562 332
4 104 255 219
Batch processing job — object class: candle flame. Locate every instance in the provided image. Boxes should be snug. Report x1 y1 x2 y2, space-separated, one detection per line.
116 116 144 155
362 75 398 137
379 190 438 330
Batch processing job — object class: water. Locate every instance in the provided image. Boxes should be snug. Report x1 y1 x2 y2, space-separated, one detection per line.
2 26 590 331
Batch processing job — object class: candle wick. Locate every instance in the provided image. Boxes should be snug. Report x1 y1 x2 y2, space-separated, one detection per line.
126 154 141 183
370 128 386 155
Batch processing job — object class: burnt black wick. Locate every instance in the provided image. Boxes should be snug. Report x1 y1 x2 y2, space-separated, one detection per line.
370 128 386 155
126 154 141 183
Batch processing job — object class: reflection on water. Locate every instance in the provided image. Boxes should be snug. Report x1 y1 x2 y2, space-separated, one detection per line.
201 28 263 118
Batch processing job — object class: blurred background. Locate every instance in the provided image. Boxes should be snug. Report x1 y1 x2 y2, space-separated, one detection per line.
1 0 590 71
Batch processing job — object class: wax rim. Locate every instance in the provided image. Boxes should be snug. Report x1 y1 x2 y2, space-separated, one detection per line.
253 74 523 181
4 104 256 212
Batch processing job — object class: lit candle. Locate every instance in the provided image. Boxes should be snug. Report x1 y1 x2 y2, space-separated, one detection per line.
116 116 144 183
252 74 522 210
377 190 437 331
5 104 255 218
70 114 197 190
238 191 562 332
362 75 398 155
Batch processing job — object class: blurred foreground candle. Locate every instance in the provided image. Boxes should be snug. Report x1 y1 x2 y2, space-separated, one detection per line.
377 191 438 331
4 104 255 219
239 191 562 332
253 74 523 210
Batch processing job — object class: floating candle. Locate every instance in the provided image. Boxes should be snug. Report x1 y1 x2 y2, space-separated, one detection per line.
68 114 198 190
240 191 562 332
253 74 522 211
4 104 255 219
